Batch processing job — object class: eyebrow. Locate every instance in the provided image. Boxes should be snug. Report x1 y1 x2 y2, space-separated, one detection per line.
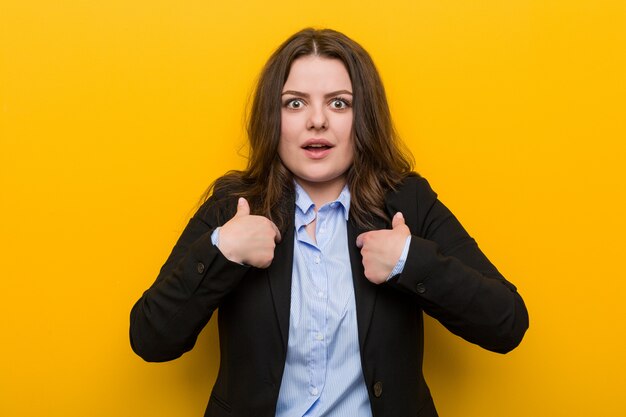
281 89 353 98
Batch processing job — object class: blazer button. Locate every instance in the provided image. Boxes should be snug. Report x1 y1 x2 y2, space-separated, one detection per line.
197 262 205 274
373 381 383 398
416 282 426 294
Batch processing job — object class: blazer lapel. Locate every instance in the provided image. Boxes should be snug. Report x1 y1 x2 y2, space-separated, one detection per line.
266 208 295 353
348 215 388 349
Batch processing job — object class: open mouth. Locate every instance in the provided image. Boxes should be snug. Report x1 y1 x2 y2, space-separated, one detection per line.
301 139 334 151
303 144 332 150
301 141 333 159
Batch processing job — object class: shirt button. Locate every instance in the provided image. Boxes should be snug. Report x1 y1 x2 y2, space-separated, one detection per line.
317 291 324 297
314 256 321 264
311 387 319 396
416 282 426 294
315 333 324 341
196 262 205 274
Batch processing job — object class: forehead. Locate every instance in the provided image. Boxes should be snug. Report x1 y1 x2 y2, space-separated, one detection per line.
283 56 352 92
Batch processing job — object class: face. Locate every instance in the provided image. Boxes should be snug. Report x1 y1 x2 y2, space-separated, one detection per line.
279 55 354 199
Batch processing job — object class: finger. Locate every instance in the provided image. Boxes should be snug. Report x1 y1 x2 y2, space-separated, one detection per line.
356 232 365 248
235 197 250 217
271 222 282 243
392 211 405 229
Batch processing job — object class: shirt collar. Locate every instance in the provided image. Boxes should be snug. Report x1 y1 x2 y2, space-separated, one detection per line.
294 182 351 227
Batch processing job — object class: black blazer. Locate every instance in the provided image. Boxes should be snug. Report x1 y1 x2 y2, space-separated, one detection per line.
130 174 529 417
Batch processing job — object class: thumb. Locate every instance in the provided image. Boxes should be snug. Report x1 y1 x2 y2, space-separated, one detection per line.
356 232 365 248
392 212 405 229
235 197 250 217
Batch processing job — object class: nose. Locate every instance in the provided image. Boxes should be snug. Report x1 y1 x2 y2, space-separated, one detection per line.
306 105 328 131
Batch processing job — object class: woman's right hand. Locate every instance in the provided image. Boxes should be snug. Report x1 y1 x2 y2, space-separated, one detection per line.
217 197 282 268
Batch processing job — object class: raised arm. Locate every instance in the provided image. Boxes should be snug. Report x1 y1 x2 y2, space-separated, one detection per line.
387 175 529 353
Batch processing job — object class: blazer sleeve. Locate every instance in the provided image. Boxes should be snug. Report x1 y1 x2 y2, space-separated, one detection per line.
387 175 529 353
129 192 249 362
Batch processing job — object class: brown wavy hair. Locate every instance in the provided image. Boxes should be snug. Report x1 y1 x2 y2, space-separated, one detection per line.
206 28 414 232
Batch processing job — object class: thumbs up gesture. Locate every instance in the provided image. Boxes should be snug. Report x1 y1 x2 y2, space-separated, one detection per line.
218 197 282 268
356 212 411 284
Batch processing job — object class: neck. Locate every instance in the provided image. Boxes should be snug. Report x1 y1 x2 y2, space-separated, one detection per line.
295 177 347 210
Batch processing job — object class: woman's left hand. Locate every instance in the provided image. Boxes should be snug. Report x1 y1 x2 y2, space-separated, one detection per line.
356 212 410 284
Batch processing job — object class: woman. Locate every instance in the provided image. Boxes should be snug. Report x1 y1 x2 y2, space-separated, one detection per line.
130 28 528 417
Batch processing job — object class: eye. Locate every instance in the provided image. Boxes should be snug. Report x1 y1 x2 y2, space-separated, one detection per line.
330 97 351 110
285 98 304 109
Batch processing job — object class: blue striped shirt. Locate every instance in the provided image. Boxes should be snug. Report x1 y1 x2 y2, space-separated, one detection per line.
275 183 372 417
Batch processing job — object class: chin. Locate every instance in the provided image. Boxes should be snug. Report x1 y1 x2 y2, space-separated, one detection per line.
297 173 346 186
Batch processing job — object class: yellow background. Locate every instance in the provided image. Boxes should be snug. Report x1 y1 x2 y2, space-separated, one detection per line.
1 1 625 416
